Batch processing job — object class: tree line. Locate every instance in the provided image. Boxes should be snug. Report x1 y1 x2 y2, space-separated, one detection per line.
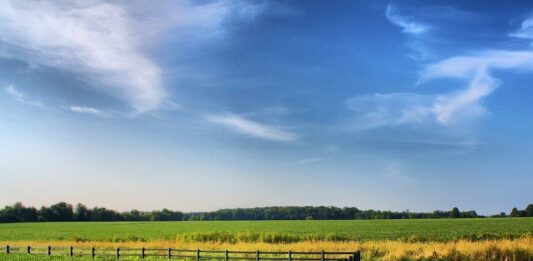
511 205 533 217
0 202 531 223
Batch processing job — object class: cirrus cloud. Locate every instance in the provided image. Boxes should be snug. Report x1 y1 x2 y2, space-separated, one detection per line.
385 3 429 35
5 85 46 109
351 11 533 130
69 106 110 118
206 113 298 142
0 0 263 113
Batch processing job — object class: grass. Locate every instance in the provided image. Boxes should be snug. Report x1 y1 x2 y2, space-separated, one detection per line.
0 218 532 243
0 255 164 261
0 239 533 261
1 218 532 260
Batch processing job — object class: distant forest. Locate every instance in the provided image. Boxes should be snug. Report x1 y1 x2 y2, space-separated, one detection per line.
0 202 532 223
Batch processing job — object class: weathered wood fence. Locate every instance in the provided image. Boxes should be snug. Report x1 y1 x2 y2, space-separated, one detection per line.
2 245 361 261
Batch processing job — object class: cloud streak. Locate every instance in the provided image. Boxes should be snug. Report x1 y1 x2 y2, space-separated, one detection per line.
510 16 533 42
346 93 434 129
422 50 533 124
69 106 110 118
351 13 533 129
5 85 45 109
0 0 262 113
206 113 297 142
385 3 433 60
385 4 428 35
0 0 165 113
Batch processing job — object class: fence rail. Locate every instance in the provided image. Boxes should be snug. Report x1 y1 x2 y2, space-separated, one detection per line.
1 245 361 261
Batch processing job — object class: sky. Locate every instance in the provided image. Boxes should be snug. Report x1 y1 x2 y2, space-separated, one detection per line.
1 0 532 215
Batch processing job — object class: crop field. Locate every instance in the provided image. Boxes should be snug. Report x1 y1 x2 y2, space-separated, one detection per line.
1 218 532 242
0 218 532 260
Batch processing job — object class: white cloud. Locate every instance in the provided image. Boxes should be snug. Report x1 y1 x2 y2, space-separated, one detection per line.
0 0 261 113
385 3 431 59
347 81 492 128
349 49 533 128
421 50 533 124
6 85 23 100
347 93 434 129
421 51 533 80
5 85 45 109
510 16 533 42
0 1 162 112
385 4 428 35
206 113 297 142
69 106 110 118
370 16 533 126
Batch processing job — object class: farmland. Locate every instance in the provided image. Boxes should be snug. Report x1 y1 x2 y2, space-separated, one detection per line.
0 218 532 260
0 218 532 242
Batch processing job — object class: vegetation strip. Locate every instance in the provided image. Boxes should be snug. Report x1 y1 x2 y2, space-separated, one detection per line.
1 218 532 242
1 238 532 261
0 245 361 261
2 202 532 223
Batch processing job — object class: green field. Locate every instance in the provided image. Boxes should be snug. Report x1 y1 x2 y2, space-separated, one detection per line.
0 218 532 243
0 256 162 261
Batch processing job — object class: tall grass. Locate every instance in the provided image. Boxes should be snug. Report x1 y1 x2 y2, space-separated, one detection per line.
175 231 353 243
173 231 533 244
2 237 533 261
1 219 532 260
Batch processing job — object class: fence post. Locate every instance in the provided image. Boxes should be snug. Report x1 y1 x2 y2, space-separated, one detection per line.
141 247 145 259
116 247 120 259
5 245 9 254
27 246 31 254
224 249 229 261
91 247 95 258
69 246 74 257
354 251 361 261
256 250 260 261
348 256 353 261
196 248 200 261
288 251 292 261
48 246 52 256
320 251 324 261
168 247 172 259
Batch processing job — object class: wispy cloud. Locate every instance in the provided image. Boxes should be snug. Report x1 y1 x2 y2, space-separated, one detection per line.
0 0 262 113
0 1 162 112
385 4 428 35
206 113 297 142
347 63 502 129
346 93 434 129
6 85 23 100
421 50 533 124
5 85 45 109
510 16 533 42
350 11 533 129
69 106 110 118
385 3 431 59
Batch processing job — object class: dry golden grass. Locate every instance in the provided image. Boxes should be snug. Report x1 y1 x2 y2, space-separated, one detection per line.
2 237 533 261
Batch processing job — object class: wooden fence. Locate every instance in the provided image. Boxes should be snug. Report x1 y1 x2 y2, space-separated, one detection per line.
2 245 361 261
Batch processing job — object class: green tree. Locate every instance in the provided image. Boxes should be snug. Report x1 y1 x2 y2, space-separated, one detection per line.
74 203 90 221
451 207 461 218
525 204 533 217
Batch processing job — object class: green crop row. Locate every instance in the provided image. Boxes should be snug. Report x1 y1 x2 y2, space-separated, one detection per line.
0 218 532 243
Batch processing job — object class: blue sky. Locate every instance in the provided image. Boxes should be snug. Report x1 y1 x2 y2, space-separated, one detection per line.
1 0 532 214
